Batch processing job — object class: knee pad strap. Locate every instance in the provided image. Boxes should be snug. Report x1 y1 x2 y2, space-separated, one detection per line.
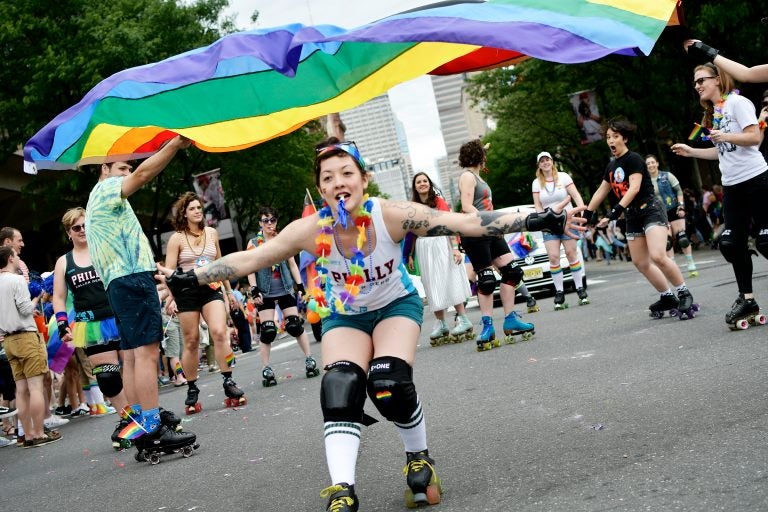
366 356 420 424
321 361 367 423
285 315 304 337
476 268 497 296
499 261 523 288
92 363 123 398
260 321 277 344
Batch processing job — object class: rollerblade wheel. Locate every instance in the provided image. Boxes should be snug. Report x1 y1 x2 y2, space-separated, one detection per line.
148 453 161 465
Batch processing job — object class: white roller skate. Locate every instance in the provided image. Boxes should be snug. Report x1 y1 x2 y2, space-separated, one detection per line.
428 320 450 347
449 314 473 343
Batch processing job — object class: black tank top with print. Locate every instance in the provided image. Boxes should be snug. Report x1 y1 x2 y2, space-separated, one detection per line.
65 251 113 321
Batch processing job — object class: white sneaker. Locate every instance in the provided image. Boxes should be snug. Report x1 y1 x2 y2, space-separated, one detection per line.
0 435 13 448
44 414 70 428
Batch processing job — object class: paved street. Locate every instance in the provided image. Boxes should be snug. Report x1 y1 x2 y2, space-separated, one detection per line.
2 247 767 512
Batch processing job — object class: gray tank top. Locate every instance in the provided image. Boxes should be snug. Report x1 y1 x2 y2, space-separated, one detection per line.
464 172 494 211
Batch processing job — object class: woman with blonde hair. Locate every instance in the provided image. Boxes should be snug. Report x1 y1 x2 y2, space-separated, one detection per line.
164 192 246 413
531 151 589 309
672 62 768 329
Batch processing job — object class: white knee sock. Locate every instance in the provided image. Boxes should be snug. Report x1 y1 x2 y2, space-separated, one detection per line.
324 422 361 485
569 260 585 289
550 264 564 292
394 397 427 453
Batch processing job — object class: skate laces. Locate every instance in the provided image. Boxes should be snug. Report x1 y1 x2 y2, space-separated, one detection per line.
403 456 434 477
320 485 355 511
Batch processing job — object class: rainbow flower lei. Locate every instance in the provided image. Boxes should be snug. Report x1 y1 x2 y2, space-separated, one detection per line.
255 230 278 270
307 194 373 319
712 89 739 131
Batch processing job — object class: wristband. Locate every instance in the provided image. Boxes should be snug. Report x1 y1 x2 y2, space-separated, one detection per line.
690 41 719 61
607 204 626 221
759 120 767 130
294 283 306 296
55 312 69 339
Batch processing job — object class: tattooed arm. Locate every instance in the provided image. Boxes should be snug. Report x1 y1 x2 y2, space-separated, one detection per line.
156 215 317 290
382 197 585 241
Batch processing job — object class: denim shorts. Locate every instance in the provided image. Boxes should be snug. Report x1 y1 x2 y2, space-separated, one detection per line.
542 229 581 243
625 198 669 240
106 272 163 350
321 292 424 337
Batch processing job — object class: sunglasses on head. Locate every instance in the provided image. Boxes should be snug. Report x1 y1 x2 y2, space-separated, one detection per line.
315 141 366 170
260 217 277 224
70 224 85 233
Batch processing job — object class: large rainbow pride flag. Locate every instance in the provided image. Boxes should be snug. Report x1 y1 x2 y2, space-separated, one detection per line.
23 0 681 173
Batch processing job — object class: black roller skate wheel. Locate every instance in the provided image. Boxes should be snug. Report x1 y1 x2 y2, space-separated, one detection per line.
181 445 194 457
148 453 161 465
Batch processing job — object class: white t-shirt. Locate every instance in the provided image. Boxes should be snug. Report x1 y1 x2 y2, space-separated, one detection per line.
531 172 574 210
716 94 768 186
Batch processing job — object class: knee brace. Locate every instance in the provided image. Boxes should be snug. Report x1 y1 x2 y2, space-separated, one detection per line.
366 356 419 424
260 321 277 344
675 231 690 249
666 235 673 252
476 268 497 296
92 363 123 398
499 261 523 288
718 229 741 262
285 315 304 337
757 228 768 259
320 361 367 423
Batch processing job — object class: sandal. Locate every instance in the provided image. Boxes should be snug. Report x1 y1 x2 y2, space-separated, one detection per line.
2 424 18 439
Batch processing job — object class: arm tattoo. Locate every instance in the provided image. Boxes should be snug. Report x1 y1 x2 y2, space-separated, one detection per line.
426 225 463 237
402 219 431 231
198 260 238 284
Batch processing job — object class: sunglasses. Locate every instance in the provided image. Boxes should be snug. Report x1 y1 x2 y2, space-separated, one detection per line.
315 141 366 170
70 224 86 233
692 76 717 88
260 217 277 224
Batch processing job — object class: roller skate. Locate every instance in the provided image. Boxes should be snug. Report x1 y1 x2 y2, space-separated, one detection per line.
503 310 535 343
403 450 442 508
671 288 699 320
111 419 133 450
553 290 568 311
305 356 320 378
320 483 358 512
428 320 450 346
576 287 590 305
449 314 473 343
475 316 497 351
223 377 247 408
649 293 679 319
184 383 202 415
160 407 183 432
725 295 767 331
134 425 198 465
261 366 277 387
525 295 540 313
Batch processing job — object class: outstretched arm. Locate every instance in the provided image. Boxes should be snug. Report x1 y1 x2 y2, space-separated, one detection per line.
684 39 768 83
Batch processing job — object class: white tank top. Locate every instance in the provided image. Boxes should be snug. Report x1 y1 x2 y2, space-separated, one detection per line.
324 198 415 314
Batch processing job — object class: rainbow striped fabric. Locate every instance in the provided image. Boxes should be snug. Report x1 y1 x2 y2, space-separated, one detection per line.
23 0 679 172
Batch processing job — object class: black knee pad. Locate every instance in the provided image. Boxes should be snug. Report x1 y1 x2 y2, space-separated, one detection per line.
366 357 419 424
476 268 497 296
92 363 123 398
499 261 523 288
260 321 277 344
285 315 304 337
320 361 367 423
675 231 690 249
757 229 768 259
666 235 673 252
718 229 741 262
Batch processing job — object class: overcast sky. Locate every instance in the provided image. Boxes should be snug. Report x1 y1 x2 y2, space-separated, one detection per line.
224 0 447 176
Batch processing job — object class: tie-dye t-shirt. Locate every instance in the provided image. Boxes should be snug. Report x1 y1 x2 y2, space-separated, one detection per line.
85 177 155 289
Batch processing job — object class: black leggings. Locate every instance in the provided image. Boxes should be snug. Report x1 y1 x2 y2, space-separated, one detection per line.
721 171 768 294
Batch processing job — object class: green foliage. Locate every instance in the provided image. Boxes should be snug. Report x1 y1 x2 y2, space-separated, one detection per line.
467 0 768 209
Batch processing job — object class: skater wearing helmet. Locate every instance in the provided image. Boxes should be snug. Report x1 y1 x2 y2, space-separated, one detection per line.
245 206 319 387
531 151 589 310
586 117 697 320
672 62 768 329
158 137 585 511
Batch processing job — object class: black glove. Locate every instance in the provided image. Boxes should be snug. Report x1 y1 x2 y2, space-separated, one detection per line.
250 285 261 298
584 210 598 226
55 312 68 340
524 208 566 235
690 41 719 61
166 267 199 296
607 204 626 221
294 283 305 296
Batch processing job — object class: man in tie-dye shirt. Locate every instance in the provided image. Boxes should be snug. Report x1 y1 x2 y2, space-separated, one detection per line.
85 135 196 452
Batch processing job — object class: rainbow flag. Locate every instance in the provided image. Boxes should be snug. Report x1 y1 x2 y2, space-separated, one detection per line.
225 352 236 368
23 0 680 172
175 361 185 377
687 123 710 141
118 417 148 440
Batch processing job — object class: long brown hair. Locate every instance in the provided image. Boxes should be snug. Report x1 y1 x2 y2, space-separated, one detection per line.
410 172 439 208
695 62 737 129
171 192 205 232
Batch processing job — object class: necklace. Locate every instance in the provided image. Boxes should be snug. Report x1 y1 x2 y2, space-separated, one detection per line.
308 195 373 319
712 89 739 131
254 231 278 271
184 227 206 256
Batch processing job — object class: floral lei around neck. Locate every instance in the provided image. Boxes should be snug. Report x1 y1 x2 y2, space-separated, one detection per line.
712 89 739 131
255 230 279 271
307 194 373 320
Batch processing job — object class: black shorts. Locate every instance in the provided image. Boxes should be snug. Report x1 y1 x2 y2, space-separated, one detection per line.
460 235 510 271
106 272 163 350
625 198 669 239
257 294 297 312
175 284 224 313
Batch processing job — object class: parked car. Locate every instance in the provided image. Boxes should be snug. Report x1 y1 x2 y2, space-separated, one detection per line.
492 205 587 297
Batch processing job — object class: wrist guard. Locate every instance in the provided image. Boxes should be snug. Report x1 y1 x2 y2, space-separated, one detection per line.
250 285 261 298
166 267 199 296
294 283 305 296
691 41 719 61
56 312 68 339
585 210 598 226
525 208 566 235
607 204 626 221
